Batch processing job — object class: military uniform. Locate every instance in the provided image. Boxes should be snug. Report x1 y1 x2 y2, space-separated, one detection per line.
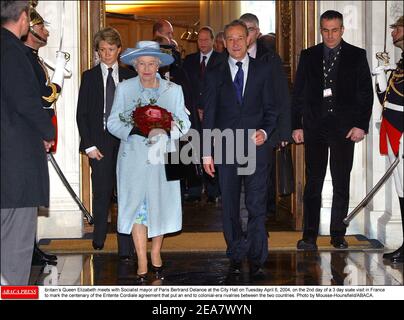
377 54 403 168
26 47 60 117
376 16 404 263
25 5 61 266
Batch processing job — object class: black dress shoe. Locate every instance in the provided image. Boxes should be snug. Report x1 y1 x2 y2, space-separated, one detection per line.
151 265 164 280
389 249 404 263
32 246 57 266
297 239 318 251
31 253 57 266
383 246 403 259
135 273 148 284
330 236 348 249
92 241 104 250
119 255 132 262
34 244 57 261
206 196 218 204
185 196 201 203
229 260 242 274
249 265 266 279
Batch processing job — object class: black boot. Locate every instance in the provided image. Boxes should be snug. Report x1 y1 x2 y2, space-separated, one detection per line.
384 197 404 263
34 241 57 260
32 241 57 266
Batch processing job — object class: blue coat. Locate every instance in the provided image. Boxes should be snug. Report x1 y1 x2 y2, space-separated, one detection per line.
107 75 190 237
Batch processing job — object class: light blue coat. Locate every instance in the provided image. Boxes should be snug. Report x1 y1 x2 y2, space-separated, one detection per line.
107 75 191 237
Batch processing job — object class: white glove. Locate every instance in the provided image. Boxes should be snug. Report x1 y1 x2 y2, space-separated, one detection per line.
372 65 389 92
372 65 395 75
50 51 68 89
43 58 72 78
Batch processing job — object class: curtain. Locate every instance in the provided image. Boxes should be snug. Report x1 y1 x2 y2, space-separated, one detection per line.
200 0 241 33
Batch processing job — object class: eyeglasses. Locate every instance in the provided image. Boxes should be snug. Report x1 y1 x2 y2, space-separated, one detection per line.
136 61 159 69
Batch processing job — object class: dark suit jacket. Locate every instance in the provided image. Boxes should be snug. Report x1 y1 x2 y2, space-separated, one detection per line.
255 38 271 60
202 57 277 162
1 28 55 208
183 51 224 108
261 49 291 147
76 65 136 152
183 51 225 131
292 40 373 134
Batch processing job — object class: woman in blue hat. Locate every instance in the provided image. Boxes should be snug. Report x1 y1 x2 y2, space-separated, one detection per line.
107 41 191 282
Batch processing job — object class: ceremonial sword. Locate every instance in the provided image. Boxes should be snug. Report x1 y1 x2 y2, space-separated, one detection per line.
48 153 93 225
45 2 93 225
343 156 400 226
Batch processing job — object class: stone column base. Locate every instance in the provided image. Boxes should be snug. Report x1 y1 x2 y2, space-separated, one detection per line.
373 210 403 249
37 208 84 240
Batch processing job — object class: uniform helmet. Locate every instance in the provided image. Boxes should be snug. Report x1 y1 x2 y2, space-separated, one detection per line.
29 0 48 27
390 16 403 28
29 1 48 44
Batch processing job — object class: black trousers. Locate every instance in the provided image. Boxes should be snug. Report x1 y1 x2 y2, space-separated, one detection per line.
218 161 269 266
89 132 134 256
303 116 355 240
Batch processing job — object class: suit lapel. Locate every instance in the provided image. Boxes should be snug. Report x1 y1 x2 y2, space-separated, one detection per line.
94 64 104 96
336 40 348 90
313 43 324 80
243 58 256 104
207 52 216 69
221 61 239 106
309 44 324 98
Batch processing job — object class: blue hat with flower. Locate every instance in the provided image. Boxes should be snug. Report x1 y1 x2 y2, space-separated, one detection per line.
120 41 174 67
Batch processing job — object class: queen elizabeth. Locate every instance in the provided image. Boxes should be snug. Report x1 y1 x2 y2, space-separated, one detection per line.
107 41 191 282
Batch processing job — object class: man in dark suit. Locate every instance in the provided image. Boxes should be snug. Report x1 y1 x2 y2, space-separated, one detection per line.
183 26 223 203
240 13 291 215
292 10 373 250
240 13 270 60
202 20 277 277
152 19 182 66
76 27 135 259
1 0 55 285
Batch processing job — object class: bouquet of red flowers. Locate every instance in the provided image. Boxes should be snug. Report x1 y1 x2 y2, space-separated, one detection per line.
132 104 173 137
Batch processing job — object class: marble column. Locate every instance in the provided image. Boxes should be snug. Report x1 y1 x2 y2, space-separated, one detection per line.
364 0 403 248
36 1 83 239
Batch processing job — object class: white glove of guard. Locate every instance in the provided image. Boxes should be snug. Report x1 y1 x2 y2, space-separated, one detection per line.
372 65 389 92
43 58 72 78
50 51 68 89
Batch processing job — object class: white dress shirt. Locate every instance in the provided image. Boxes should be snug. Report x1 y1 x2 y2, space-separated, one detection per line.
200 49 214 65
247 41 257 59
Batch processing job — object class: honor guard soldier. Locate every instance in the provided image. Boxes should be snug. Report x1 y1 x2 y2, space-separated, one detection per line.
373 16 404 264
23 3 68 266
